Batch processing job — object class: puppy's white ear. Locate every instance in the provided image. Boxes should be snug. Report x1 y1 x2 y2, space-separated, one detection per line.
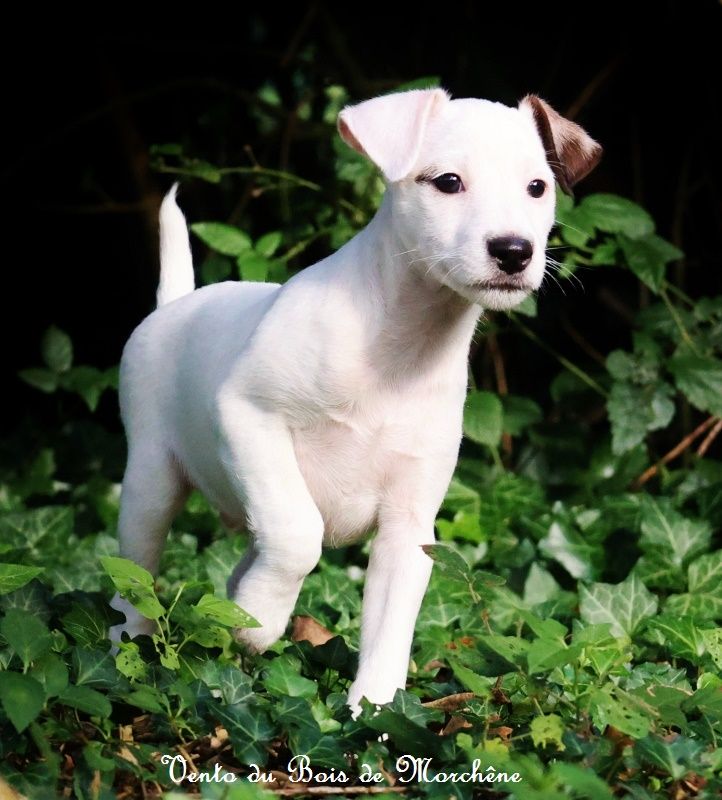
338 89 449 183
519 94 602 194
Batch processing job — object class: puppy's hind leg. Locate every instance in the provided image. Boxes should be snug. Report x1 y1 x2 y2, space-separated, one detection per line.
109 447 188 642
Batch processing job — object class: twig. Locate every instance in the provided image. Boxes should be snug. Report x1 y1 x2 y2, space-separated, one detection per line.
509 314 608 397
272 787 407 797
565 56 623 121
632 415 718 488
422 692 475 711
697 418 722 457
486 330 512 456
561 317 606 365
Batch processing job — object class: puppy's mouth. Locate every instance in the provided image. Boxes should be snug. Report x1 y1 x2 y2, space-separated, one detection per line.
468 280 531 293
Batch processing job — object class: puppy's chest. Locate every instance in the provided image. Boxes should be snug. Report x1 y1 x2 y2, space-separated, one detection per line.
291 391 461 544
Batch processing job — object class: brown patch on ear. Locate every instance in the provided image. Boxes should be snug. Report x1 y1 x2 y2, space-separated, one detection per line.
522 94 602 195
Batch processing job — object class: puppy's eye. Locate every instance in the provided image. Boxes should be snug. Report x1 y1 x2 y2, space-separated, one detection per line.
527 179 546 198
432 173 464 194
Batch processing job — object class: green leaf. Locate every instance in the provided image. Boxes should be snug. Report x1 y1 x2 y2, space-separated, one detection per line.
366 707 444 758
237 251 270 282
539 520 601 580
41 326 73 372
448 659 494 697
262 655 318 698
61 603 109 647
607 381 675 454
579 573 658 637
579 194 654 238
422 544 471 582
664 592 722 621
115 641 147 681
58 684 112 717
639 498 711 567
501 395 542 436
394 76 441 91
463 390 503 448
100 556 164 620
0 672 45 732
478 634 530 667
191 222 252 256
635 735 702 779
513 294 537 317
590 239 619 266
61 366 108 411
530 714 565 750
201 254 232 285
255 231 282 257
618 234 682 292
590 688 653 738
193 594 259 628
688 551 722 596
668 353 722 417
550 763 614 800
1 609 53 668
214 701 276 766
71 647 119 690
30 653 68 698
0 564 45 595
646 615 707 663
18 368 59 393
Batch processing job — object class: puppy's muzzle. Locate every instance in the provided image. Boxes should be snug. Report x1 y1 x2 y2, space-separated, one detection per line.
487 236 533 275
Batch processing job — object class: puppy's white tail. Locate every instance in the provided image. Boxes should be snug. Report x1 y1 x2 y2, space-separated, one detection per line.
156 184 195 307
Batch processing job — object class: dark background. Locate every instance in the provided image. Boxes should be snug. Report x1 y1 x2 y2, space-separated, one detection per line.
2 1 721 437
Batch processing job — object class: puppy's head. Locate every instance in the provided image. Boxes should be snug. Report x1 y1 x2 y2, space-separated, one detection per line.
338 89 601 309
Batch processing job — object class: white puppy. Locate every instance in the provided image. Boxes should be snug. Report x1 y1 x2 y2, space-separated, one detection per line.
110 89 600 711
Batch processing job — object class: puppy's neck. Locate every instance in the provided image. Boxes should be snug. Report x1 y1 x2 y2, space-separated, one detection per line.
355 197 482 384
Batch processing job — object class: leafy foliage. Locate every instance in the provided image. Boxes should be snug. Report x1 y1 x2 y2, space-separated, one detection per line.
3 78 722 798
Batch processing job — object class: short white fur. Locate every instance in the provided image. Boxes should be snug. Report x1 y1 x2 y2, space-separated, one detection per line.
109 89 600 713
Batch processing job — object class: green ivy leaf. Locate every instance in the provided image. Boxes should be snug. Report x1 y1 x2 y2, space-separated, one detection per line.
579 573 658 637
589 687 653 737
41 326 73 373
645 615 707 664
262 655 318 698
58 684 112 718
684 551 721 594
191 222 252 256
635 735 702 780
463 390 503 448
0 564 45 595
100 556 164 620
530 713 565 750
30 653 69 698
639 498 711 567
193 594 259 628
0 609 53 669
607 380 675 454
0 672 45 732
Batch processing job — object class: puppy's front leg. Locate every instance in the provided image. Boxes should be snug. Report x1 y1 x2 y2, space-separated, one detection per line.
221 401 324 652
347 522 435 711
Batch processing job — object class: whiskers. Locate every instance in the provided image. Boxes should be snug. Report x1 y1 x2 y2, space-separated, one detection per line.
544 254 585 296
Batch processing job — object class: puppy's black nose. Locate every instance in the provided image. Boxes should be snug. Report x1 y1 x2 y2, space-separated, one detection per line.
487 237 533 274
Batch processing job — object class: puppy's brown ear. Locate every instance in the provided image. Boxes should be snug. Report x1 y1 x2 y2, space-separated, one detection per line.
519 95 602 194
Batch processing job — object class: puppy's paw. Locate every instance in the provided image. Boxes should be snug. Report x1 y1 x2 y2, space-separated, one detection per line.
232 622 283 654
